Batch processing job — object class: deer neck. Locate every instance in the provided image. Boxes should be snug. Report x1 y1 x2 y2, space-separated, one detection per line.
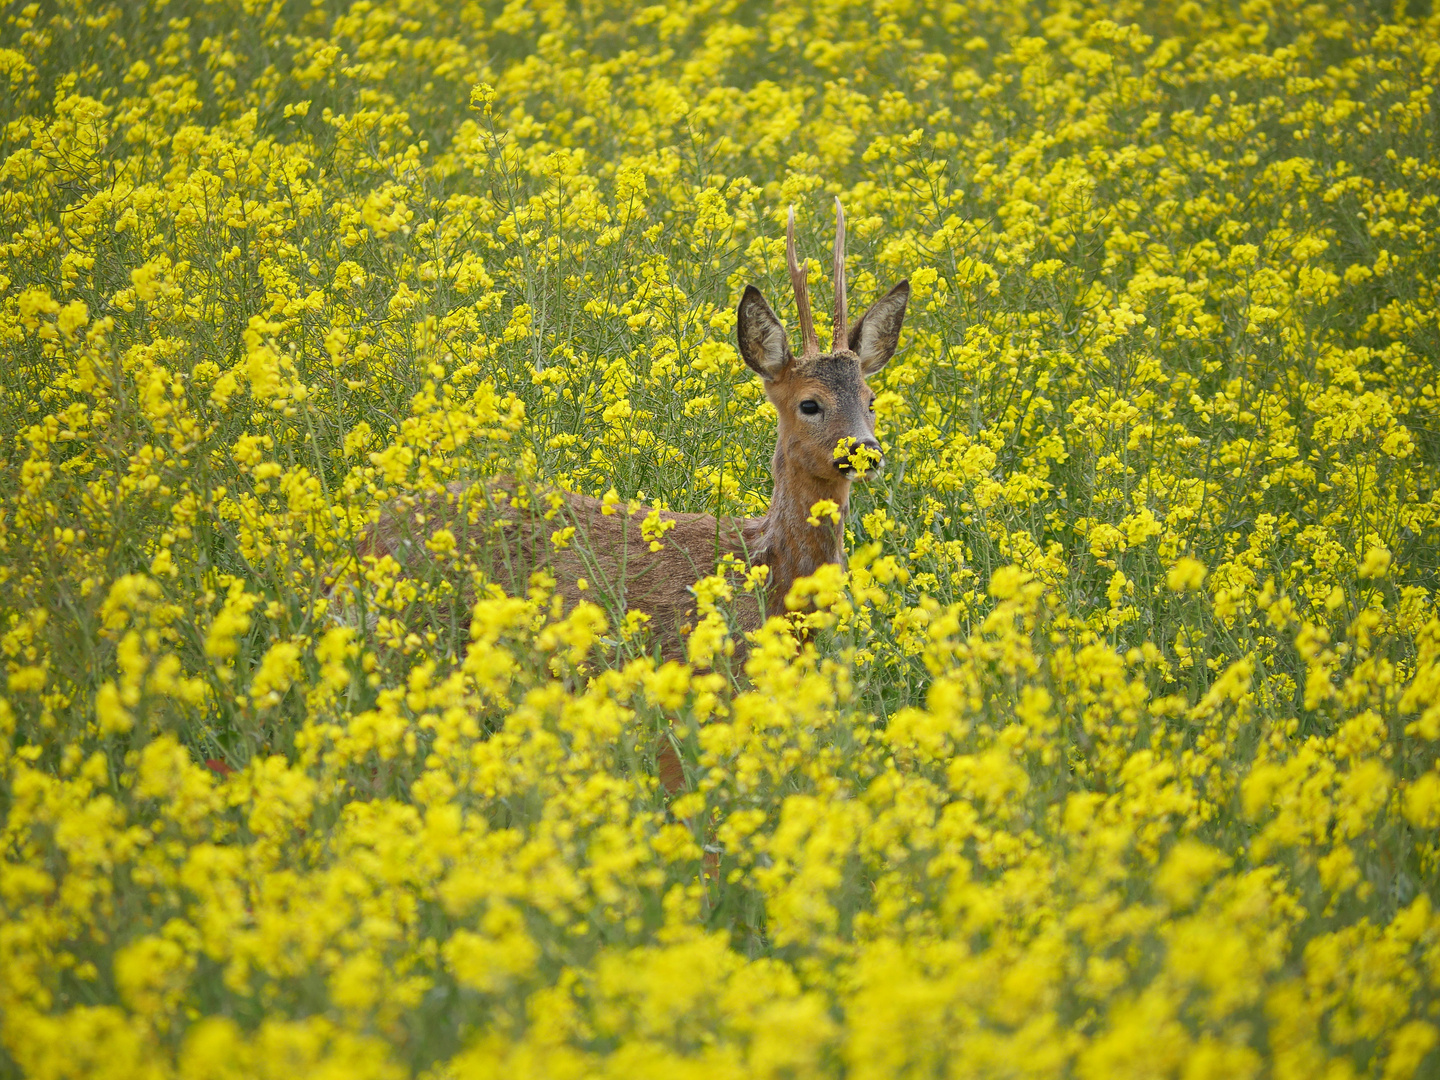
757 444 851 617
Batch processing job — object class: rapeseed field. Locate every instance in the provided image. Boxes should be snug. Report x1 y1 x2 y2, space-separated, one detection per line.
2 0 1439 1075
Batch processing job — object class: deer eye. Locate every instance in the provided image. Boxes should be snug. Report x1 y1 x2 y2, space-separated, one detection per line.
799 399 821 416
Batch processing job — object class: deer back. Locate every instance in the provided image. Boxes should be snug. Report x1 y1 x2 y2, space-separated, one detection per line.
359 481 766 657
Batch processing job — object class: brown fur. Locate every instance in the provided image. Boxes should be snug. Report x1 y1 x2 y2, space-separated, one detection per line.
358 480 766 652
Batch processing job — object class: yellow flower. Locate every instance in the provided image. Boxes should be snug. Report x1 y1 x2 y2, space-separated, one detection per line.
1167 556 1207 592
806 499 841 526
249 641 301 708
1154 840 1230 908
1359 544 1392 579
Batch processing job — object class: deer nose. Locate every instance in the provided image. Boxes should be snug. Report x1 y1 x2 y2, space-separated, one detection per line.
836 438 884 474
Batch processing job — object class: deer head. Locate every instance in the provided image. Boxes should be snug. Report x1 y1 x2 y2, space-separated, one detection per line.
736 200 910 487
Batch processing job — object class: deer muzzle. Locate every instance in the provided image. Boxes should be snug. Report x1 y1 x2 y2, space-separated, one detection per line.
834 437 884 476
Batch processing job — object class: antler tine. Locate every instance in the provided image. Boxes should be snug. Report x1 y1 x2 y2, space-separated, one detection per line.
786 205 820 359
831 196 848 353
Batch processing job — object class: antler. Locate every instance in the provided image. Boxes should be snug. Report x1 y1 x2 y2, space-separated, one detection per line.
831 197 847 352
786 206 820 359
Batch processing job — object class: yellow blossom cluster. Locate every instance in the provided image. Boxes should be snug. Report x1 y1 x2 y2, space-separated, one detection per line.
2 0 1440 1076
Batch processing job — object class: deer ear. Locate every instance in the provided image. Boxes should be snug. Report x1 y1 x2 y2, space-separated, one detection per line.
847 281 909 375
736 285 791 380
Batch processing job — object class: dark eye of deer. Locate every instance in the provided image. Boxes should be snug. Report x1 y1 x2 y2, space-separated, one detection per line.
799 400 821 416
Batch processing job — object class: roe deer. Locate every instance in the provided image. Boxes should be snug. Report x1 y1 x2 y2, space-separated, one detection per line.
360 200 908 797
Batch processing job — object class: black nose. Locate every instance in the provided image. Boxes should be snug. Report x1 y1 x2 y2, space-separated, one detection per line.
836 439 884 473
